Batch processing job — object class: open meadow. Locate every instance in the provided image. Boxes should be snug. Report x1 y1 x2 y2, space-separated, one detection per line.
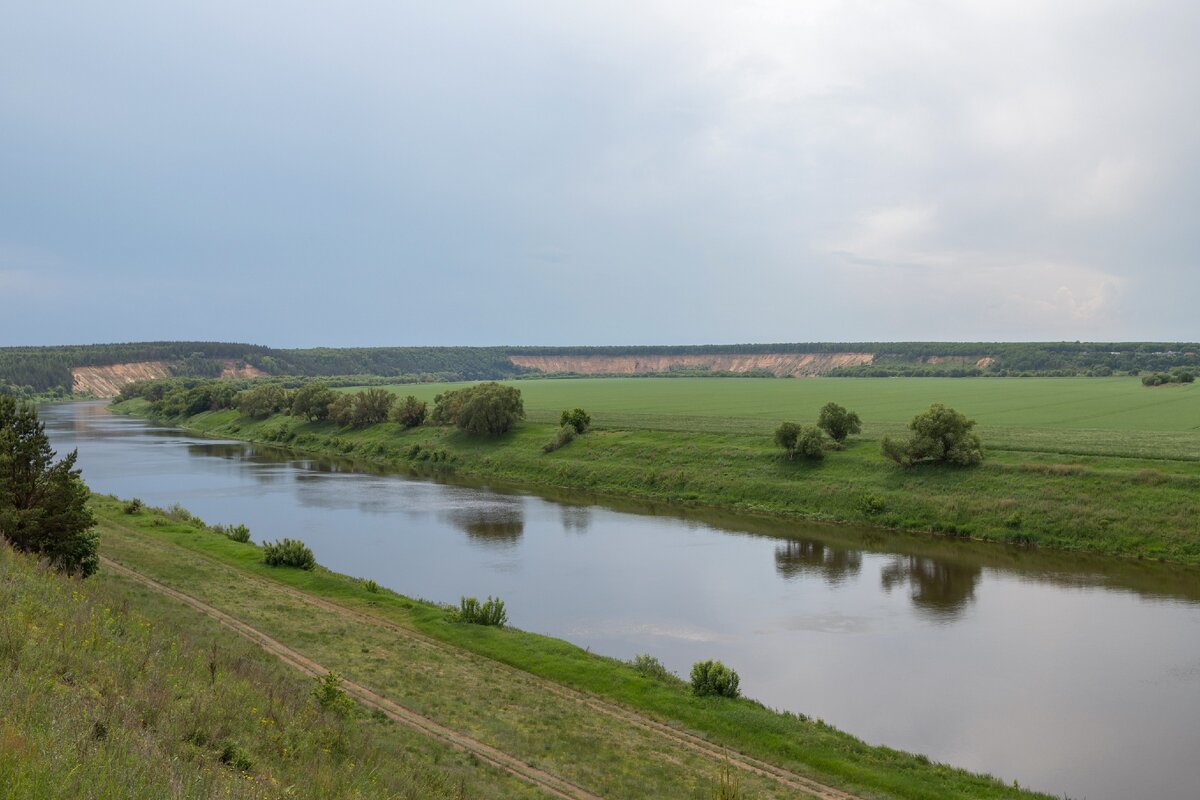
374 376 1200 460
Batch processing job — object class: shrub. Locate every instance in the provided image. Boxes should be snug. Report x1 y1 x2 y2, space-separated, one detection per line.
559 408 591 433
290 382 335 421
542 424 576 453
456 596 508 627
123 498 144 515
858 493 886 515
432 383 524 435
224 523 252 543
262 538 316 570
631 654 680 684
165 503 201 525
774 422 825 460
350 388 394 427
390 395 428 428
313 670 355 717
817 402 862 445
364 578 379 593
236 384 289 418
690 660 740 698
882 404 982 467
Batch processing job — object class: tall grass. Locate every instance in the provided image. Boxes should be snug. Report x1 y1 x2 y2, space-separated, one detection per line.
0 544 464 800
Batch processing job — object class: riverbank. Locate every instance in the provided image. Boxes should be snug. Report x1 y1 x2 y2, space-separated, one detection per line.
113 396 1200 565
77 495 1053 799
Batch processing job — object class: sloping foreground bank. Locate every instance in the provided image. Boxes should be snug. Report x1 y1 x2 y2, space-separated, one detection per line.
24 496 1051 799
115 398 1200 565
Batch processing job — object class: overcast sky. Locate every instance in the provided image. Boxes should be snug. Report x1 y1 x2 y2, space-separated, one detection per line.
2 1 1197 347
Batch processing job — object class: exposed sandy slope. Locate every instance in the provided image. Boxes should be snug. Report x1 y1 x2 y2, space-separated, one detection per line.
72 360 266 397
509 353 875 377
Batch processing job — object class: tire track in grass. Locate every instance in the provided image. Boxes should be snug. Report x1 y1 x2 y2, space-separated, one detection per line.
100 556 601 800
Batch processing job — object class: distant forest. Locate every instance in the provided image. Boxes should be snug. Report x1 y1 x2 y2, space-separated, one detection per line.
2 340 1198 395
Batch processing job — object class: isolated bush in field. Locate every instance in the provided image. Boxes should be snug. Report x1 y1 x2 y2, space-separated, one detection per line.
817 402 862 445
542 424 576 453
313 671 355 717
432 383 524 435
882 404 982 468
774 422 825 460
262 538 316 570
456 595 508 627
390 395 428 428
0 398 98 577
690 660 740 698
123 498 144 515
290 382 336 421
559 408 591 434
364 578 379 593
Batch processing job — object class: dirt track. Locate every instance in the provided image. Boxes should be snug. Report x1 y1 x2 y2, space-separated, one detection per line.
102 554 864 800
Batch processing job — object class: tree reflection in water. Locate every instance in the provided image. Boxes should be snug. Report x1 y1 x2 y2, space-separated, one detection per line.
447 504 525 548
880 556 982 622
774 539 863 586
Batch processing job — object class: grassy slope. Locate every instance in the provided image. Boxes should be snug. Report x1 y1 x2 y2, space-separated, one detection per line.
0 540 533 800
117 376 1200 564
88 496 1052 800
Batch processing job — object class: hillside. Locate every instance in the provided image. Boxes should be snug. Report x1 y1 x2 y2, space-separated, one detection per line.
4 340 1199 397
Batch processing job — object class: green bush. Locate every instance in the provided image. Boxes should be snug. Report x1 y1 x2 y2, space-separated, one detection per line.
542 424 577 453
817 402 862 445
432 383 524 435
123 498 144 515
456 596 508 627
224 523 252 543
262 538 316 570
858 493 886 515
690 660 740 698
882 404 983 467
774 422 825 460
390 395 428 428
631 654 680 684
559 408 591 433
312 670 355 717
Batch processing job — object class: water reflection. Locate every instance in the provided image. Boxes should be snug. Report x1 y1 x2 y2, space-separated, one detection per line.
774 539 862 586
447 502 525 549
559 504 592 533
880 556 982 622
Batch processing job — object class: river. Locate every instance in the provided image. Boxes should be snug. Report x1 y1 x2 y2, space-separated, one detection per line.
43 401 1200 800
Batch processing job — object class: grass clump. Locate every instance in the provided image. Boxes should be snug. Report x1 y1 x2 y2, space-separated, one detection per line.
262 538 317 570
455 596 508 627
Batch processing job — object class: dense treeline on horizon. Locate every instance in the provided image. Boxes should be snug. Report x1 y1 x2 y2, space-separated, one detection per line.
2 340 1198 394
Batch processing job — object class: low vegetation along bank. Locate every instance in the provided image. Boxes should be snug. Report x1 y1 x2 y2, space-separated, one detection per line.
114 376 1200 565
1 496 1051 799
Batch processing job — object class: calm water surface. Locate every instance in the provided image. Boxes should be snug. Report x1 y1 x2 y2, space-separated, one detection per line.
44 402 1200 800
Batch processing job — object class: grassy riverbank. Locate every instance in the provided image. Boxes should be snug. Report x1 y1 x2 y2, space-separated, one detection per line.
49 496 1053 799
115 376 1200 564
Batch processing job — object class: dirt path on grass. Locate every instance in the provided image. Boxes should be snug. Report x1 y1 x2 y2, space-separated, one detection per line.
100 556 601 800
102 552 866 800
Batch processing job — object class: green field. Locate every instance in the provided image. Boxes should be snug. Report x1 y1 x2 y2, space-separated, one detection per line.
370 377 1200 459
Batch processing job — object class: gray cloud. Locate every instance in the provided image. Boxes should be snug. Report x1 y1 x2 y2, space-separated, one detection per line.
1 1 1197 345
